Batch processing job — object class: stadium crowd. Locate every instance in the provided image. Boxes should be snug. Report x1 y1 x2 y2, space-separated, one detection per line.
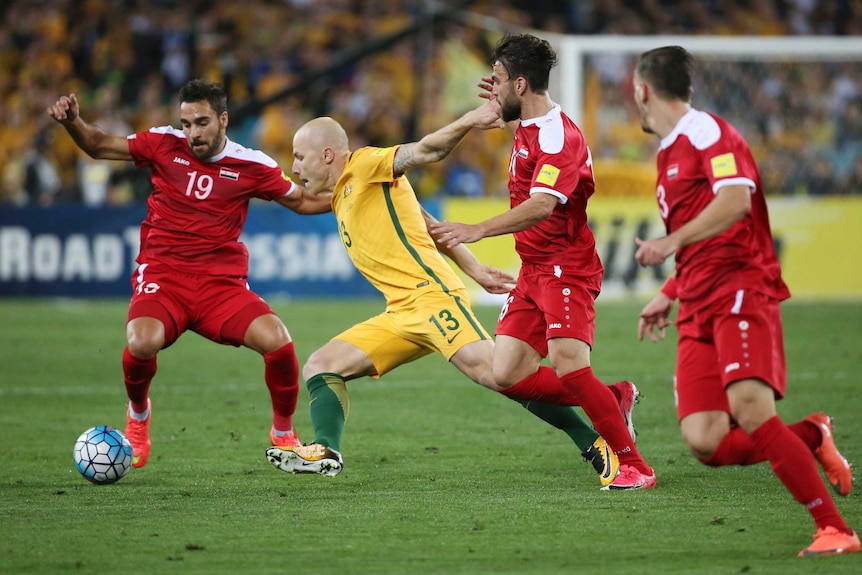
1 0 862 206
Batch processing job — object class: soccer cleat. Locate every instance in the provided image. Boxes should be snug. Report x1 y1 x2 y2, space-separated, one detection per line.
805 413 853 496
269 427 302 448
125 398 152 468
798 527 861 557
601 464 656 490
266 443 343 477
610 381 639 443
582 436 620 487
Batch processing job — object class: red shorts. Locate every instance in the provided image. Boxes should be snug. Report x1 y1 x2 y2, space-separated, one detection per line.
674 289 787 421
495 262 601 357
128 263 275 348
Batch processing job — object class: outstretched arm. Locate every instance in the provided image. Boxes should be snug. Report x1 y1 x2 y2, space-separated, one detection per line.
429 192 558 248
421 206 515 294
276 184 332 215
392 100 503 176
47 93 132 160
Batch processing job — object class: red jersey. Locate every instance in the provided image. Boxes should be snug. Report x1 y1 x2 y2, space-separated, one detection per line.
654 109 789 306
128 127 296 276
508 105 602 275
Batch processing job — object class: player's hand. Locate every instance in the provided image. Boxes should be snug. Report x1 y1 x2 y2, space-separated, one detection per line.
477 76 494 100
429 220 484 249
468 100 504 131
634 236 678 266
638 292 675 342
47 93 80 124
470 265 516 295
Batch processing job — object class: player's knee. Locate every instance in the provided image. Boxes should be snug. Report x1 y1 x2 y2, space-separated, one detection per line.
492 370 517 390
681 432 719 463
473 369 500 391
126 317 166 358
302 351 329 381
245 322 291 355
126 334 161 359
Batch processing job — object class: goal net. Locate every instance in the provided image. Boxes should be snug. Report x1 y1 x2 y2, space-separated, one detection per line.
549 35 862 198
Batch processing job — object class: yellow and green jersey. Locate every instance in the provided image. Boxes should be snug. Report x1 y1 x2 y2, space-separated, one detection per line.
332 146 467 308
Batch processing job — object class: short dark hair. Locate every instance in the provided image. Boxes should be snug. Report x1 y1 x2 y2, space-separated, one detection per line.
636 46 693 102
491 33 557 93
179 79 228 115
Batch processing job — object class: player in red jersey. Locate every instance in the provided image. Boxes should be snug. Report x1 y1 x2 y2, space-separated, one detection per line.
47 79 332 467
632 46 858 557
431 33 655 490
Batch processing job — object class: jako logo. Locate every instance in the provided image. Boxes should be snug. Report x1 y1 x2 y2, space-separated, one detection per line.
549 323 562 329
173 157 190 165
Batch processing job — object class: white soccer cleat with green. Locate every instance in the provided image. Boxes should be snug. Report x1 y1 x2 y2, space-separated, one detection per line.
266 443 343 476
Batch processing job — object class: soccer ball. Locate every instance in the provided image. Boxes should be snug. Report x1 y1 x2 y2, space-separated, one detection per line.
73 425 133 484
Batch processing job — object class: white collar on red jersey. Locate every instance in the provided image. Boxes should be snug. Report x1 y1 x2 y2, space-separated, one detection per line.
519 103 562 127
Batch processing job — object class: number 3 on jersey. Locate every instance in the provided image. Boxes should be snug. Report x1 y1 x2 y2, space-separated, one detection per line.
656 184 669 220
339 219 352 248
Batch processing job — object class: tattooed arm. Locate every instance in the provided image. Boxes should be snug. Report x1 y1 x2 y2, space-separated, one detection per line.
392 100 503 177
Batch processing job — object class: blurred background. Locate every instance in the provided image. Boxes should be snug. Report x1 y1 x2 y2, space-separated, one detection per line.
1 0 861 299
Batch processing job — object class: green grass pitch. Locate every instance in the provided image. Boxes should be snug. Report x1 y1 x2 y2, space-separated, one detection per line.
0 298 860 574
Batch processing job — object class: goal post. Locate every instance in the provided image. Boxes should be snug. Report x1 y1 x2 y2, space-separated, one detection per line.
540 35 862 298
550 35 862 127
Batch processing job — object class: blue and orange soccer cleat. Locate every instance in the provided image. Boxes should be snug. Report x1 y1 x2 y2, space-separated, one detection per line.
124 398 151 468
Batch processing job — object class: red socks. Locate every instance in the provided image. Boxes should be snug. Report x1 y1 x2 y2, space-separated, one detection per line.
499 366 578 405
749 416 849 533
123 347 156 413
703 419 824 466
500 366 652 474
264 342 300 431
560 367 651 473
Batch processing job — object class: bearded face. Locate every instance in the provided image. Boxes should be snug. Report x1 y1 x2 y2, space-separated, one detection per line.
180 101 227 161
492 61 522 123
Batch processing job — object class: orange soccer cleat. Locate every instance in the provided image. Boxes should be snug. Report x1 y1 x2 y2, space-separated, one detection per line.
124 398 152 468
805 413 853 496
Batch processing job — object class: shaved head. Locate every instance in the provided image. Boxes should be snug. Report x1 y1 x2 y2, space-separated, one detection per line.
295 117 349 155
292 117 350 195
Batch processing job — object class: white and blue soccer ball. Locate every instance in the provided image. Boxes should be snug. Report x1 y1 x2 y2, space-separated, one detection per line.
73 425 133 484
